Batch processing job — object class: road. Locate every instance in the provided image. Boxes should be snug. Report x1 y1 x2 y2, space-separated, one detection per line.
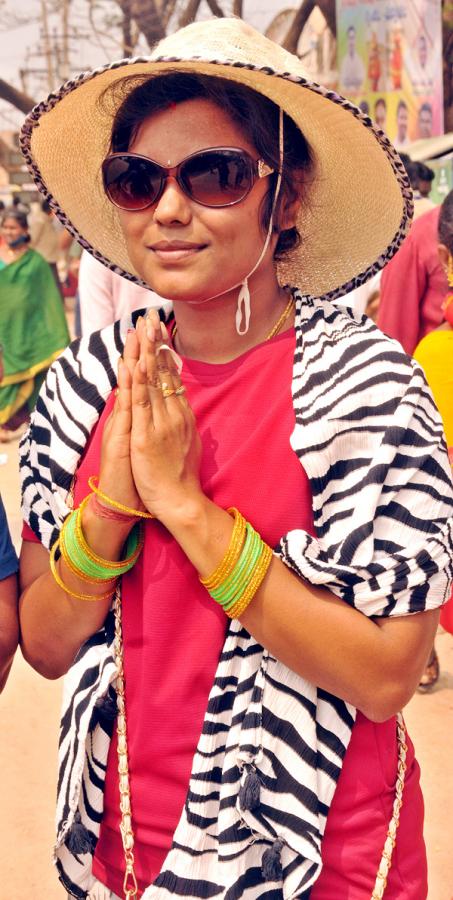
1 433 452 899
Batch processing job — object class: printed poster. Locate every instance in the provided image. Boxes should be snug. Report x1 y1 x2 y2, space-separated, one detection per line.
336 0 444 146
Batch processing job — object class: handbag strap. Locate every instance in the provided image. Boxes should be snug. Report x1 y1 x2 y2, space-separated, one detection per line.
371 712 408 899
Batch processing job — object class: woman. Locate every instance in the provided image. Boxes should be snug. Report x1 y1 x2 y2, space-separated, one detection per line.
18 18 452 900
414 189 453 657
0 208 69 440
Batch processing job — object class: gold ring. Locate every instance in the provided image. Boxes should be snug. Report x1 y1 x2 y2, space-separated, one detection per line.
162 387 176 398
175 386 186 396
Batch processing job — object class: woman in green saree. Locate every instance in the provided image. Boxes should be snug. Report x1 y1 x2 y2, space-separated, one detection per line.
0 209 70 441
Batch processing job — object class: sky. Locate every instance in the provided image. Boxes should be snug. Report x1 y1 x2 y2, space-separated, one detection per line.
0 0 286 130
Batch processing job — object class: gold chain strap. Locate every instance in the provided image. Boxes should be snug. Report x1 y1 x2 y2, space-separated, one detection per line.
371 712 408 899
113 586 407 900
113 587 138 900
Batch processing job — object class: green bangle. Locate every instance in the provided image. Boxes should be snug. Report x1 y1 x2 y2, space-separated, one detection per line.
209 524 256 604
210 526 262 608
62 507 142 581
220 533 263 611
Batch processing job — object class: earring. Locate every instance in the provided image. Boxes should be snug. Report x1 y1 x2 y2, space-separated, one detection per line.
236 279 251 335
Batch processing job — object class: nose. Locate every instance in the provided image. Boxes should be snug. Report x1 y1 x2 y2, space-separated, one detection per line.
153 176 192 226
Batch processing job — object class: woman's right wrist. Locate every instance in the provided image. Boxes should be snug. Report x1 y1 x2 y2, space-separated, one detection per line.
81 496 137 561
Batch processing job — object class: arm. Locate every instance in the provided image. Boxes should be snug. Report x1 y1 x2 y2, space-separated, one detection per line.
378 229 426 354
128 312 446 722
19 334 144 679
156 496 439 723
0 573 19 692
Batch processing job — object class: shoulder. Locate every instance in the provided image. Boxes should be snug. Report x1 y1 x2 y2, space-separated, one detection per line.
292 291 430 428
296 290 411 368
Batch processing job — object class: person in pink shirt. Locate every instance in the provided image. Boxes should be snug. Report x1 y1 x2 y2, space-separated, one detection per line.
18 17 452 900
378 205 446 354
78 250 168 335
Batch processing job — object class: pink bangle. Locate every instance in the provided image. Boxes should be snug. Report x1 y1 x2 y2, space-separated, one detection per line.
89 493 139 525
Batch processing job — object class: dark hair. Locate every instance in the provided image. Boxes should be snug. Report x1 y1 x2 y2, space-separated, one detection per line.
397 99 408 114
419 102 432 117
416 161 434 183
374 97 386 111
1 207 29 230
438 189 453 252
104 72 314 260
359 100 370 115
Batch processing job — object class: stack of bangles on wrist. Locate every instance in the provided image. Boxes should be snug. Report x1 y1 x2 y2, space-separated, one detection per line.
49 478 151 601
200 508 273 619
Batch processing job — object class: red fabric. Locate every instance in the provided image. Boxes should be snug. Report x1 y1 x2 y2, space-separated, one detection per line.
440 591 453 634
378 206 446 355
90 328 316 896
312 714 426 899
22 328 426 898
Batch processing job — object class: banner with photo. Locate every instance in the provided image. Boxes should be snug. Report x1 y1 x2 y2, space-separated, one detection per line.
336 0 443 148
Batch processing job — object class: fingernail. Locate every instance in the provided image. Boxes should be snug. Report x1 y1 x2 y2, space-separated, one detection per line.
146 321 155 342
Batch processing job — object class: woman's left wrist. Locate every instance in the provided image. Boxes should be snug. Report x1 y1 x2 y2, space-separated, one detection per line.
158 493 234 581
158 490 211 535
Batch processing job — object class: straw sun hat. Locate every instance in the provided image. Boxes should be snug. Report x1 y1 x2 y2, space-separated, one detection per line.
20 17 412 301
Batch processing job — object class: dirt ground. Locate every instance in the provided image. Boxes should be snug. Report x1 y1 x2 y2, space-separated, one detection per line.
1 434 452 900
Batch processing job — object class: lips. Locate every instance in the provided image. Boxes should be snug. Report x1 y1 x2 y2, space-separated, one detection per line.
149 240 207 262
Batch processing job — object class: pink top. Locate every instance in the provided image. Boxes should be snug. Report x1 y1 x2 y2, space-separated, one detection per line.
378 206 446 355
23 327 426 898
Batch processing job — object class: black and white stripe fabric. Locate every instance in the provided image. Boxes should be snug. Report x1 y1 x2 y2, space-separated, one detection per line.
20 292 453 899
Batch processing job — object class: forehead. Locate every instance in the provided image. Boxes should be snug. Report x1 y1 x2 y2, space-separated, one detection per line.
2 217 21 227
128 97 257 164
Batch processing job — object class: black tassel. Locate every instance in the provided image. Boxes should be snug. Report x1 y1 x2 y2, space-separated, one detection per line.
65 811 94 855
261 838 284 880
90 690 117 731
95 691 117 725
238 768 261 811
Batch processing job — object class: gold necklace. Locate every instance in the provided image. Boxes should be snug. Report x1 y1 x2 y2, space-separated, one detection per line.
171 295 294 347
264 295 294 340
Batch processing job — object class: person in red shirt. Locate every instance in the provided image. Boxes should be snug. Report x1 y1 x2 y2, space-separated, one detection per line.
18 17 452 900
378 205 447 354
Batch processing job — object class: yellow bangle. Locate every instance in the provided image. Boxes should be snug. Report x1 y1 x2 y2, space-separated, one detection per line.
226 543 273 620
88 475 154 519
49 539 117 602
200 508 247 589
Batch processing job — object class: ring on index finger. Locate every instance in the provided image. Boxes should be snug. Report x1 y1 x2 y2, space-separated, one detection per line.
162 387 176 399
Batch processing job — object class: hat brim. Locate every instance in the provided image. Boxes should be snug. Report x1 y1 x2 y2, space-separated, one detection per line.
20 22 412 301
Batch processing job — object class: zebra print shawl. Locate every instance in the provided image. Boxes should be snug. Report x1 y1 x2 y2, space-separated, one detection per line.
20 292 453 899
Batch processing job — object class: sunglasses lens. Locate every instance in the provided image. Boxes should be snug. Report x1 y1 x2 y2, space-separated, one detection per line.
181 151 253 206
103 156 162 210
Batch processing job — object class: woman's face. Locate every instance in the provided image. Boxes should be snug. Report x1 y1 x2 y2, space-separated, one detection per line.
115 98 281 304
1 216 27 247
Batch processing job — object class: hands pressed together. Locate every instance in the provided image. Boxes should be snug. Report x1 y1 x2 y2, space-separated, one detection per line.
98 309 203 531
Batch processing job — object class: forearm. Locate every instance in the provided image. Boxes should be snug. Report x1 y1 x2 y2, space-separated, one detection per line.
162 495 438 721
19 504 133 678
0 574 19 692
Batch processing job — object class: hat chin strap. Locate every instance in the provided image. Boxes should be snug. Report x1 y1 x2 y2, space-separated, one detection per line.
188 108 284 337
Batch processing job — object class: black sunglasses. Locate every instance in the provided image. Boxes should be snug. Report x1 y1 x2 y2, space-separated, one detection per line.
102 147 274 211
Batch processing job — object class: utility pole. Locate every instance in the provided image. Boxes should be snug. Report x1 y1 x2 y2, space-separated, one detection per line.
60 0 70 82
40 0 55 92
